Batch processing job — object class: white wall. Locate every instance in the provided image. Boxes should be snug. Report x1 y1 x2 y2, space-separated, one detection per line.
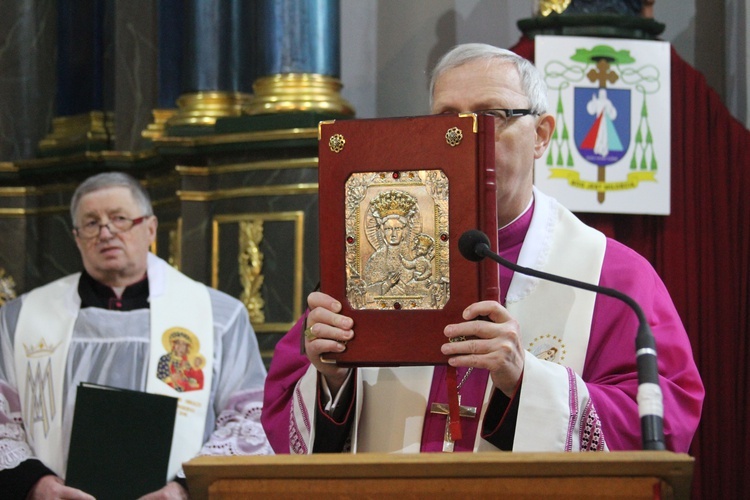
340 1 378 118
340 0 749 128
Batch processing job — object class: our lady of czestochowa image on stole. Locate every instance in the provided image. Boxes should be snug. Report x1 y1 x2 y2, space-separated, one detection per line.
344 170 450 311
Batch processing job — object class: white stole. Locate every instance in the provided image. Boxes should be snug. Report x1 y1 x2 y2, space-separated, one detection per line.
498 188 605 451
14 274 80 475
14 255 214 479
146 255 213 479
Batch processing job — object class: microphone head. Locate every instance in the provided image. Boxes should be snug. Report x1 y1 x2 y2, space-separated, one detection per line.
458 230 491 262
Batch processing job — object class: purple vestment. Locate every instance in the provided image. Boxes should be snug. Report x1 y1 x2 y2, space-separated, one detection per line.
262 197 704 453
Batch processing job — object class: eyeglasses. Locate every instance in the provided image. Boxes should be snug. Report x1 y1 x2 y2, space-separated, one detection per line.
74 215 150 239
475 109 540 129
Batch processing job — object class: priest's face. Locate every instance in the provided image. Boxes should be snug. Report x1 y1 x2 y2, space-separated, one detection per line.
431 58 554 226
73 186 157 288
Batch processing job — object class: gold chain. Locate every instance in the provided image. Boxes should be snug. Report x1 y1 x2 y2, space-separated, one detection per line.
456 367 474 392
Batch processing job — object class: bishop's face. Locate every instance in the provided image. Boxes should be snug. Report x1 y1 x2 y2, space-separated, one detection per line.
73 186 157 288
431 58 554 226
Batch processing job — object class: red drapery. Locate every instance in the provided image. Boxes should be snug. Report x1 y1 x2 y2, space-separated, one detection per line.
512 36 750 499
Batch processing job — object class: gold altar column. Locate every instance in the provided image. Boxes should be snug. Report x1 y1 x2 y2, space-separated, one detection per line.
246 0 353 116
165 0 253 132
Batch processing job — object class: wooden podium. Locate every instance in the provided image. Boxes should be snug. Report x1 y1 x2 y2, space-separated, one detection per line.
184 451 694 499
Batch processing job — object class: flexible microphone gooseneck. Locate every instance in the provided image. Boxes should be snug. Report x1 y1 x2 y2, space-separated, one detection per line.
458 229 666 451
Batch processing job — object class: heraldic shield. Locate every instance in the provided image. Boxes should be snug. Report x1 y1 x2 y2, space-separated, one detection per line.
574 87 631 167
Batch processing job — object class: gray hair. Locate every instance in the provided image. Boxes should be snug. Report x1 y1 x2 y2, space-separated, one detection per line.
429 43 549 114
70 172 153 223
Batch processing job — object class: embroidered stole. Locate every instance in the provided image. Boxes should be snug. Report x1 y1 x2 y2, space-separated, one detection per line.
146 261 213 479
14 274 80 475
14 258 214 479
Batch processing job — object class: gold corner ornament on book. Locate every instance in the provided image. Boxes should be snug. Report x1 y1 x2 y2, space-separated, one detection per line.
317 114 499 366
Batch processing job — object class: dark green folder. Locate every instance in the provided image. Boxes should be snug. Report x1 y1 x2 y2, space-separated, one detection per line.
65 383 178 499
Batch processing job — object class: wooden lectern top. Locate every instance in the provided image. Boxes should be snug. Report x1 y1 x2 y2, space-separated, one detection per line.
184 451 694 499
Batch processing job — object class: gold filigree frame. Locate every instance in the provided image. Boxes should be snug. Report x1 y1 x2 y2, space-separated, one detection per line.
344 170 450 311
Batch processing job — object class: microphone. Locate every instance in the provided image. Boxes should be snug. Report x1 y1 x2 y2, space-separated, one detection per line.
458 229 666 451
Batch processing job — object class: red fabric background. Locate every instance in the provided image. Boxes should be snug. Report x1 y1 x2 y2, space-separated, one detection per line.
511 36 750 499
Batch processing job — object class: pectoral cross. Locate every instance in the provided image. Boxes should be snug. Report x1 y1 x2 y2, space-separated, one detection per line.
430 396 477 452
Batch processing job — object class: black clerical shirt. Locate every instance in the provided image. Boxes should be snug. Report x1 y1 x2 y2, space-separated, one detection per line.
78 270 150 311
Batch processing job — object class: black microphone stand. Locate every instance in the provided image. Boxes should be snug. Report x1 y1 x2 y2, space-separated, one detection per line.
459 230 666 451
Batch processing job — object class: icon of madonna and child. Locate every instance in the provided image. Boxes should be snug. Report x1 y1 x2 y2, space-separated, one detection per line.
345 171 450 310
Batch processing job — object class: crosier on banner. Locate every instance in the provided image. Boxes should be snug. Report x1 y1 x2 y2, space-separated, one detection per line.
534 35 671 215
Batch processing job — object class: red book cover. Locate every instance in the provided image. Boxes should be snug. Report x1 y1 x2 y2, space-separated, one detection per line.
318 114 499 365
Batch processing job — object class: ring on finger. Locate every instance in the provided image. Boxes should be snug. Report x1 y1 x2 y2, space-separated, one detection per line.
304 325 316 341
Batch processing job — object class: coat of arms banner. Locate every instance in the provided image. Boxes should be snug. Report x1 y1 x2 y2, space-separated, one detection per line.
535 35 671 215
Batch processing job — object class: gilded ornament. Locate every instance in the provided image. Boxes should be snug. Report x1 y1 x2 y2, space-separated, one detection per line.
445 127 463 147
329 134 346 153
0 268 16 307
238 220 266 324
537 0 572 16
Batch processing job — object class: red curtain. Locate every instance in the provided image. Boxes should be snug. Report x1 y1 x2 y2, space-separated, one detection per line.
512 36 750 499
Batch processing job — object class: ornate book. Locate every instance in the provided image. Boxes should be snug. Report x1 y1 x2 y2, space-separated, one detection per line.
318 113 499 365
